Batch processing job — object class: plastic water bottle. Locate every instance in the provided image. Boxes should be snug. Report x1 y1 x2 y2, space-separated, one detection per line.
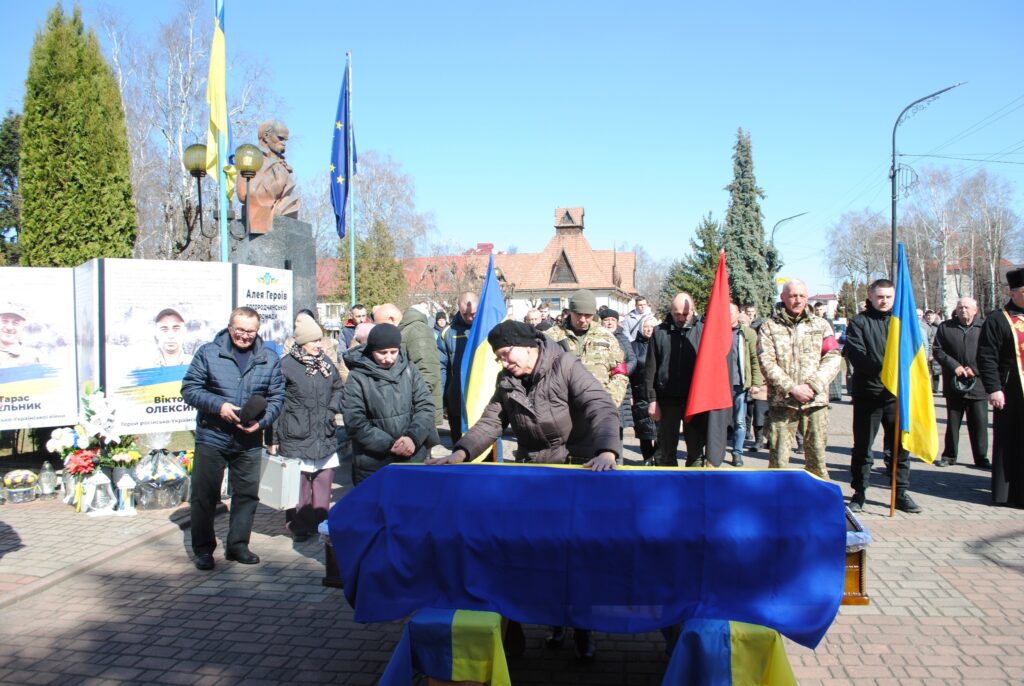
38 461 58 498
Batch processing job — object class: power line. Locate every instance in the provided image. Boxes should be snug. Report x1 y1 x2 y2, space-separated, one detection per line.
901 153 1024 166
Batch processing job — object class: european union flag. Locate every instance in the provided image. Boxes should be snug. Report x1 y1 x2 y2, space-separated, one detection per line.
330 57 358 238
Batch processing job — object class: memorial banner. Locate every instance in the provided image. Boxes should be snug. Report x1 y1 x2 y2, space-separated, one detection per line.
235 264 293 356
102 259 232 433
0 267 78 429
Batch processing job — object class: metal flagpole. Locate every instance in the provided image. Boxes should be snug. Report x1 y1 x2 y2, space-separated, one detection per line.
347 52 356 304
218 130 229 261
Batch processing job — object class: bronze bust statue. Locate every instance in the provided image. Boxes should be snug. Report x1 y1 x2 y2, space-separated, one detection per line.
237 119 300 234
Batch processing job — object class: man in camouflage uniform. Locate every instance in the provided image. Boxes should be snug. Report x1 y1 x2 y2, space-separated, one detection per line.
758 279 841 479
545 289 628 410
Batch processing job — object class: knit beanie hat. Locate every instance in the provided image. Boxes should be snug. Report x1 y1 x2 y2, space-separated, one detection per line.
568 289 597 315
487 320 539 351
366 323 402 352
293 313 322 345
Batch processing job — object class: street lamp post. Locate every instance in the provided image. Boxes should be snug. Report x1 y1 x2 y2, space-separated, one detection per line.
233 143 265 236
770 212 809 245
889 82 964 276
183 144 208 237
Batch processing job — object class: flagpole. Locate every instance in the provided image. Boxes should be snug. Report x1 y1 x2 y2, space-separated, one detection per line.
218 131 229 261
346 52 356 305
889 404 899 517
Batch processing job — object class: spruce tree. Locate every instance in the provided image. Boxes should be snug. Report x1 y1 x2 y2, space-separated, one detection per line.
19 5 136 266
0 110 21 265
722 128 776 312
660 213 722 313
336 220 409 308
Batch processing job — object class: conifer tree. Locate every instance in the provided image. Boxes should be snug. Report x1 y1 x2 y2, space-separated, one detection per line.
19 5 136 266
660 213 722 312
336 220 409 308
0 110 21 265
722 129 777 312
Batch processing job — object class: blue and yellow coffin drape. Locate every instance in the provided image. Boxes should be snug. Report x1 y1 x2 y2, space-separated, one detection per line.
328 465 847 649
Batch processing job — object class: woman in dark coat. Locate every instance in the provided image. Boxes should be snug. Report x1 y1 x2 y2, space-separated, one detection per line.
630 316 659 465
343 324 435 485
270 313 344 542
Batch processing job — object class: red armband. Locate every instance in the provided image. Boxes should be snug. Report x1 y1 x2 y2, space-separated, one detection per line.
610 361 628 377
821 335 839 356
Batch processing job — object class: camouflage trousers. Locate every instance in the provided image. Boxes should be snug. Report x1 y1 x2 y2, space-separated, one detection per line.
767 404 830 479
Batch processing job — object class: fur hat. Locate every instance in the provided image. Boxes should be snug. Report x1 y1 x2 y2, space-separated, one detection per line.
1007 267 1024 290
293 313 322 346
366 323 402 352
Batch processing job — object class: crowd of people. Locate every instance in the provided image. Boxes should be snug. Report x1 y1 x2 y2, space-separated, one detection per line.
180 269 1024 619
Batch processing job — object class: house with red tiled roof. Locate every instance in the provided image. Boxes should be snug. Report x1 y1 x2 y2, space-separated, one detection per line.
316 207 638 325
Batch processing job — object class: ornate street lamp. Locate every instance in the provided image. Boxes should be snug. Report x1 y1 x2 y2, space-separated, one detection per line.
889 82 964 276
183 143 208 237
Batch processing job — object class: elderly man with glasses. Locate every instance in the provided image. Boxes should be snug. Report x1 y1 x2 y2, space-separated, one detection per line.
182 306 285 571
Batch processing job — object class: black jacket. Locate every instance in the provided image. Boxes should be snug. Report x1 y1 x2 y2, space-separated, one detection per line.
644 316 704 404
342 347 435 484
978 301 1024 395
274 355 345 461
844 303 893 400
932 316 987 400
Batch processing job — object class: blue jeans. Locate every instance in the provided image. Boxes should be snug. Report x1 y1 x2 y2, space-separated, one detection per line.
732 387 747 454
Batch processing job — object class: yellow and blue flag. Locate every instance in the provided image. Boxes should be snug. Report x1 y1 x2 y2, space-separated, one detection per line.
205 0 236 199
663 618 796 685
459 254 506 456
880 243 938 463
378 608 510 686
330 56 358 238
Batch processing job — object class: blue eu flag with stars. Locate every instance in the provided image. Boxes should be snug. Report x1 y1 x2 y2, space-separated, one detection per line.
330 59 358 238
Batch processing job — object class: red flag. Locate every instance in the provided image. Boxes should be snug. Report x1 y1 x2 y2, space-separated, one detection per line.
685 250 733 420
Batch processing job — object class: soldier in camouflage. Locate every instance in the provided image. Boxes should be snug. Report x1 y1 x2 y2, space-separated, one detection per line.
545 289 629 409
757 279 842 479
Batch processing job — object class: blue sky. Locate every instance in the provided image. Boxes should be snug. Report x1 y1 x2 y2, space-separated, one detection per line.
3 1 1023 296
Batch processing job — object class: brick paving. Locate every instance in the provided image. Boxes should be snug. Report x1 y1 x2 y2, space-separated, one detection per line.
1 397 1023 685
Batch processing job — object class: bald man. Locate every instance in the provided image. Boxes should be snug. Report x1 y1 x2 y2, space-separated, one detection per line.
644 292 724 466
757 280 841 479
932 297 989 468
372 303 403 326
438 292 478 442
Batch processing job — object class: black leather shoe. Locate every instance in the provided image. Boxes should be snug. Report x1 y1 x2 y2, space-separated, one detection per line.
544 626 565 649
975 458 991 469
848 492 865 513
573 630 596 660
194 553 215 571
733 454 744 467
225 547 260 564
895 494 922 514
933 458 949 467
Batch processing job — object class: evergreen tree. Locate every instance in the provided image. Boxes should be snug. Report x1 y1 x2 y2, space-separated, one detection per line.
660 213 722 313
336 220 409 308
722 128 776 312
19 5 136 266
0 110 22 265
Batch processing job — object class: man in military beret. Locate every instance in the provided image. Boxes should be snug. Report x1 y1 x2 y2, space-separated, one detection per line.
545 289 629 411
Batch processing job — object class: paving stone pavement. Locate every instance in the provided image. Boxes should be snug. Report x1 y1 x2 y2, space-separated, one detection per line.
1 397 1022 685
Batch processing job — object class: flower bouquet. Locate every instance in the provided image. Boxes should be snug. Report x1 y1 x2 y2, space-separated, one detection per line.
133 450 190 509
63 449 99 512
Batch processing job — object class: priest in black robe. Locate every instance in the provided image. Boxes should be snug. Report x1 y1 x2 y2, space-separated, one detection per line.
978 267 1024 508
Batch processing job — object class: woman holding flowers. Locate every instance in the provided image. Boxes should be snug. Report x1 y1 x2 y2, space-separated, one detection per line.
268 313 344 542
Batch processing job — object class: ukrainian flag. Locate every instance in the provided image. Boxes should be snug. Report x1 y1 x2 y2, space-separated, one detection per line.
378 608 510 686
663 619 796 685
458 254 507 458
205 0 236 199
880 243 938 463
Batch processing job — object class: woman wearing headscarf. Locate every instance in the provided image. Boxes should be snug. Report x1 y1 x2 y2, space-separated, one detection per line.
270 313 344 542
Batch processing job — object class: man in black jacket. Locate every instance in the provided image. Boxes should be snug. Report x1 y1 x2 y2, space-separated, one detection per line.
932 297 990 468
645 292 724 467
845 279 922 513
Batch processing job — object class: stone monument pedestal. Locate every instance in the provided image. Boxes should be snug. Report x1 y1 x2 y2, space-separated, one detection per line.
224 216 316 316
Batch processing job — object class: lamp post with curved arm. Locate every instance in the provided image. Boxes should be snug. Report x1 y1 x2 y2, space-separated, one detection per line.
890 83 964 276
